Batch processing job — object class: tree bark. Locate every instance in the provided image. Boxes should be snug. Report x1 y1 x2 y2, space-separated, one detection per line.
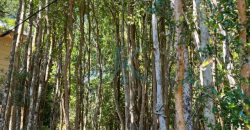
193 0 215 129
120 0 130 129
20 0 34 129
152 1 167 130
92 1 103 129
27 4 43 129
112 9 125 130
174 0 192 129
237 0 250 129
139 13 148 130
50 41 62 130
62 0 74 129
127 0 139 129
0 0 25 129
75 0 85 129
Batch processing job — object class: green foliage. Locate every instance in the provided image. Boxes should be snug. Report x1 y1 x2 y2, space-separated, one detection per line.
100 78 117 127
41 83 53 127
0 17 15 32
216 86 250 129
0 0 18 18
0 17 15 26
1 0 249 129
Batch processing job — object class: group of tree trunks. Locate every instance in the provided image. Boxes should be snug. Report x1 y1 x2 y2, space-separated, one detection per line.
0 0 249 130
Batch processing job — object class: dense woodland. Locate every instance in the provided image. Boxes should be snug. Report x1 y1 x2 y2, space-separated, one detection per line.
0 0 249 130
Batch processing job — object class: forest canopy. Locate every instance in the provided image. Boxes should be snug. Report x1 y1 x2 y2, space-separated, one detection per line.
0 0 249 130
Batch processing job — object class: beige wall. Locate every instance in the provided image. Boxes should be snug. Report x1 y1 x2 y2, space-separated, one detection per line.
0 34 12 76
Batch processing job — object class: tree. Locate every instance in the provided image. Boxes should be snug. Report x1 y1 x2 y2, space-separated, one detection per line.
0 0 25 129
0 0 249 129
173 0 192 129
152 0 167 129
237 0 250 129
193 0 215 129
62 0 74 130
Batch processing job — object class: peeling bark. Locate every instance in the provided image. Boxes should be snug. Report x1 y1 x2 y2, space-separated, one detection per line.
152 1 167 129
193 0 215 129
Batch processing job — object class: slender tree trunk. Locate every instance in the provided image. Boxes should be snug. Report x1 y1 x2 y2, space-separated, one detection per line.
182 12 193 130
75 0 85 129
80 49 86 130
159 15 171 130
27 4 43 129
152 1 167 130
33 2 52 128
174 0 192 129
237 1 250 130
62 0 74 129
210 0 236 88
50 37 62 129
139 13 148 130
174 0 185 129
26 29 42 129
238 0 249 92
193 0 215 129
127 0 138 129
83 4 91 129
10 0 26 129
14 0 27 128
0 0 25 129
20 0 33 129
237 0 247 44
113 12 125 130
150 20 158 130
60 95 65 130
74 57 81 130
120 0 130 129
92 1 103 129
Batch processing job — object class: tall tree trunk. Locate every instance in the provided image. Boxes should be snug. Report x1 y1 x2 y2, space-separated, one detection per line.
113 11 125 130
152 1 167 130
238 0 249 91
174 0 192 129
210 0 236 88
193 0 215 129
0 0 25 129
80 50 86 130
50 36 62 129
121 0 130 129
181 5 193 130
92 1 103 129
9 0 26 129
159 15 171 130
20 0 33 129
174 0 185 129
62 0 74 129
237 0 247 44
237 0 250 129
14 0 27 128
33 1 52 128
127 0 138 129
83 3 91 129
75 0 85 129
151 20 158 130
27 4 43 128
139 13 148 130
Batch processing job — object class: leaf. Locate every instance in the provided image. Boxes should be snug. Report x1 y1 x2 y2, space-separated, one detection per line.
201 58 213 68
229 103 236 108
216 58 223 70
232 51 239 59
